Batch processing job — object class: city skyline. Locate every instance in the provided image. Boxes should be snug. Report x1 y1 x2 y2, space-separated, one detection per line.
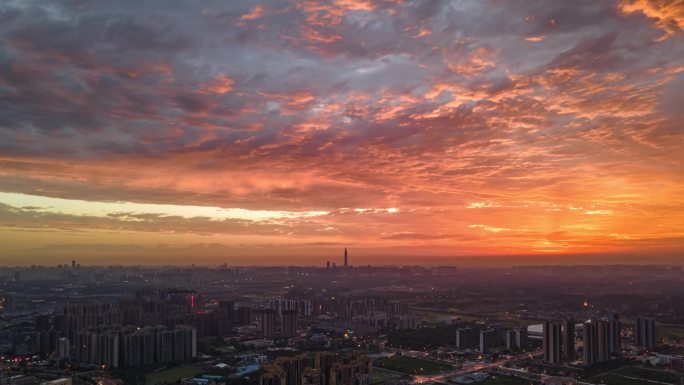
1 0 684 265
0 262 680 385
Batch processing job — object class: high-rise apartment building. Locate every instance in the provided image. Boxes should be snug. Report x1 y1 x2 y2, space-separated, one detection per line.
74 329 119 368
237 305 252 326
583 320 597 366
121 325 196 367
456 327 476 349
479 329 498 353
635 317 656 350
562 319 575 362
515 327 528 351
543 321 562 364
282 309 298 338
260 309 277 339
608 313 621 354
505 330 517 352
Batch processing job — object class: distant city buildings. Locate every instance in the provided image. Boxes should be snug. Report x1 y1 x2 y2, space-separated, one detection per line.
70 324 197 368
4 288 204 369
635 317 656 350
0 263 668 385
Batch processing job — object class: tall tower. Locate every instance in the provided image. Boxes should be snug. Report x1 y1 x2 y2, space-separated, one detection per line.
562 318 575 361
583 320 597 366
597 319 610 362
608 313 621 354
635 317 656 350
344 248 348 268
543 321 563 364
260 309 276 339
281 309 298 338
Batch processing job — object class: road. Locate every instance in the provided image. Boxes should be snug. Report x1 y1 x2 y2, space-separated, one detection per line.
410 349 544 383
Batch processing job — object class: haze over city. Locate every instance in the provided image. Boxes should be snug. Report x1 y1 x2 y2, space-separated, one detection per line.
1 0 683 265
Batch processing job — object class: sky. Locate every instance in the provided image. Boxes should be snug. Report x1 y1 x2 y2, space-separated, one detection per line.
0 0 683 266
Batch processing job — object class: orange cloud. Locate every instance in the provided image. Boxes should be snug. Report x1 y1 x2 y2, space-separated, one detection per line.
619 0 684 41
203 74 234 94
333 0 375 12
300 25 343 44
240 4 266 20
447 47 496 75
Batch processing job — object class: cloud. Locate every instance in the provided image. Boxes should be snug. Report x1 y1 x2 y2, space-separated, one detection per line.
381 232 452 240
0 0 683 263
468 224 512 233
240 5 266 21
619 0 684 41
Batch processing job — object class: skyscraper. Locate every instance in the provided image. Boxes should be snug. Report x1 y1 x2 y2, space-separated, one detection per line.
260 309 277 339
583 320 597 366
597 319 610 362
121 327 155 367
57 337 70 360
479 329 497 353
505 330 517 352
75 329 119 368
582 317 617 366
456 327 475 349
237 305 252 326
514 327 528 351
562 318 575 362
543 321 562 364
314 351 335 385
608 313 621 354
281 309 298 338
635 317 656 350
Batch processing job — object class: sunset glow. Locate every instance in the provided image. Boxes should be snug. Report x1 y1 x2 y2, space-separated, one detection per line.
0 0 683 265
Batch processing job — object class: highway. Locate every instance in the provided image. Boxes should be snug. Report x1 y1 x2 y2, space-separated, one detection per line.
406 349 544 383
